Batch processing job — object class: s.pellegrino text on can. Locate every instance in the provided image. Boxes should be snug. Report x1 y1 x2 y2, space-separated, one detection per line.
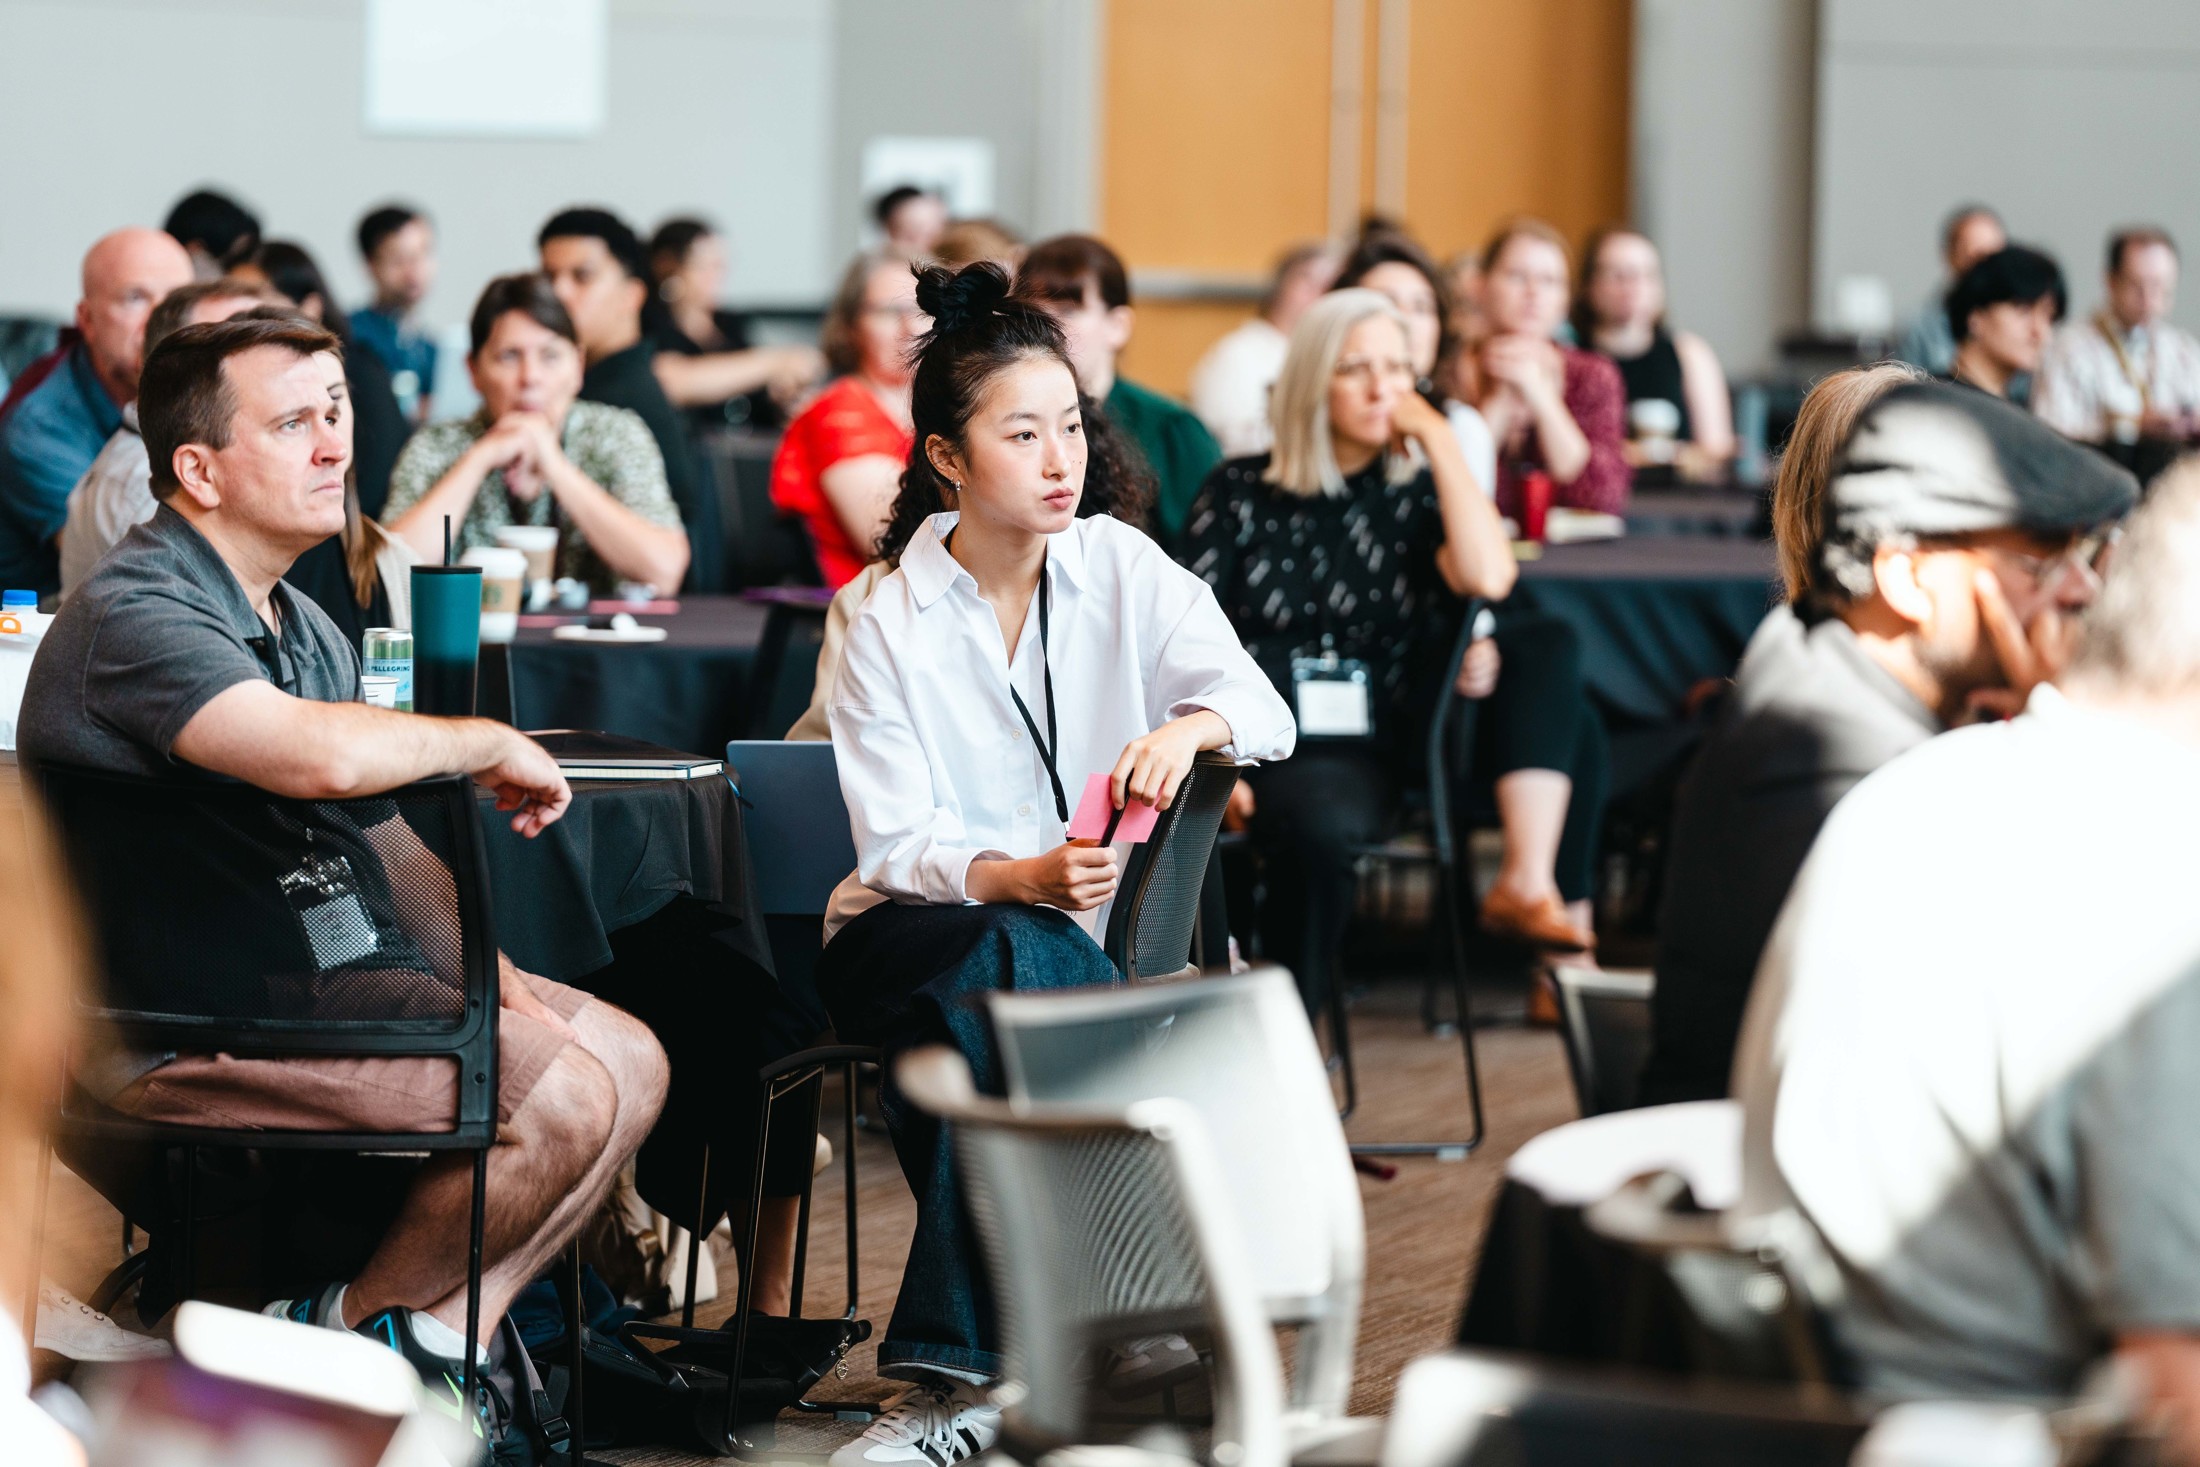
363 627 414 712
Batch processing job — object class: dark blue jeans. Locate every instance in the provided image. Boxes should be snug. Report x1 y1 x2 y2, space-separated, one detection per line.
815 900 1120 1383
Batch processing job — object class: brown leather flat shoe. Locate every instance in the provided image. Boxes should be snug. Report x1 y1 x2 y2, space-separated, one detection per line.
1480 887 1595 953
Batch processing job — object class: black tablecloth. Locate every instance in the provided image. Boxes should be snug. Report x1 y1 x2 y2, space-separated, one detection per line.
1623 488 1767 539
1515 538 1780 724
475 774 772 984
506 597 770 758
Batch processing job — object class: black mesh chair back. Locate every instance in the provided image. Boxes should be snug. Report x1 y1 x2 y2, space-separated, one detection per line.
36 764 500 1147
30 763 503 1415
744 593 832 740
1102 750 1239 982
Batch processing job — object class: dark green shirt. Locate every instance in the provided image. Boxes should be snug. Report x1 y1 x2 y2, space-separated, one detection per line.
1106 376 1221 547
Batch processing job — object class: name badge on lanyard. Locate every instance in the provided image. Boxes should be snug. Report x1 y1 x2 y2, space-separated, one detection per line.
1291 652 1374 738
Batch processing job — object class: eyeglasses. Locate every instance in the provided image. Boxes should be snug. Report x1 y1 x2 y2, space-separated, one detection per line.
1332 355 1415 386
1978 527 2121 595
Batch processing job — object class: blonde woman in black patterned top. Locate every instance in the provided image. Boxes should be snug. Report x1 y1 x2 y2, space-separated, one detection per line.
1184 288 1612 1012
385 274 689 593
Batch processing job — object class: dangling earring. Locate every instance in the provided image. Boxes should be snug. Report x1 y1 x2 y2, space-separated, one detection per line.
950 480 962 494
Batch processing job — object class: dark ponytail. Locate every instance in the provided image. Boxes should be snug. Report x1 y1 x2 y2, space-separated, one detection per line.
874 261 1088 556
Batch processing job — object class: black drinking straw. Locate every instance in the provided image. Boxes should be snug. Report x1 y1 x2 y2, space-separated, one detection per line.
443 514 453 565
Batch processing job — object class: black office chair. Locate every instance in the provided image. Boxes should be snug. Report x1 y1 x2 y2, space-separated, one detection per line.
1552 965 1654 1117
29 767 503 1427
699 427 822 589
1334 602 1490 1159
1103 750 1240 982
743 590 833 740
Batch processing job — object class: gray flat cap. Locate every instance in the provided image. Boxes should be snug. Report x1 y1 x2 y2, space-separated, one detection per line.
1827 381 2138 546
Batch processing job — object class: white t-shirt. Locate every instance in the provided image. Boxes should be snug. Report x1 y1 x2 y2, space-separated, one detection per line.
1446 400 1498 499
1732 685 2200 1399
1189 319 1289 460
826 511 1296 941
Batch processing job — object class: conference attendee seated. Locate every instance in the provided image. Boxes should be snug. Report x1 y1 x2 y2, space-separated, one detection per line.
538 206 718 590
1572 228 1736 480
348 203 440 425
1017 234 1222 547
59 276 274 594
384 273 689 594
769 251 921 588
1188 242 1337 457
1334 228 1498 493
1642 380 2133 1105
817 263 1292 1466
229 241 408 517
0 228 192 595
1764 363 1928 604
2034 226 2200 449
17 314 668 1446
161 187 261 281
1943 244 2066 402
874 184 948 259
1898 203 2006 378
1186 289 1608 1012
1731 465 2200 1440
645 216 824 431
1473 219 1632 518
786 392 1155 741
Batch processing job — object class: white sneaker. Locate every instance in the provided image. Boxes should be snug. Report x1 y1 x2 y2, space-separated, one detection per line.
36 1282 170 1361
1104 1333 1202 1398
830 1382 1001 1467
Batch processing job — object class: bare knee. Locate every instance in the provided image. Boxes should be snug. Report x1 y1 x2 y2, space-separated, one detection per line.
582 1002 670 1132
513 1047 618 1182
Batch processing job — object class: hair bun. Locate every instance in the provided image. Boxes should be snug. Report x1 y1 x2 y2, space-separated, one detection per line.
916 261 1013 335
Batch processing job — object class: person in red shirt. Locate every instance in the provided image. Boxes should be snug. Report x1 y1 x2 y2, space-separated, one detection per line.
1475 219 1633 518
770 253 923 587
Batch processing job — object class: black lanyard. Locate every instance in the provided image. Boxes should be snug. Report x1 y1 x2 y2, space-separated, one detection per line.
1010 571 1068 824
947 527 1068 824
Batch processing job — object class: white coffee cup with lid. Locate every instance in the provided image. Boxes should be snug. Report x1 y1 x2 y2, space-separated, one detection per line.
460 546 529 643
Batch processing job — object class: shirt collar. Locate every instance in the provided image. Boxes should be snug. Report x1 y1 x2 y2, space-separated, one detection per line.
67 341 124 438
899 511 1090 611
145 504 312 683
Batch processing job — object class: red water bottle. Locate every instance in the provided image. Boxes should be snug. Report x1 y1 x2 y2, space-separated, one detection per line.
1521 470 1554 543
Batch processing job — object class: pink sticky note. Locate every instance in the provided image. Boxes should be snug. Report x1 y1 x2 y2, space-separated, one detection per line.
1066 771 1162 844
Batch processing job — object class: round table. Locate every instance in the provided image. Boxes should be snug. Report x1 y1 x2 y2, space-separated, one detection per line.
505 597 771 757
1515 537 1780 725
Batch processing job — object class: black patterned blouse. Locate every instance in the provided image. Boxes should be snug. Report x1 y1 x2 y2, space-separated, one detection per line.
1181 452 1460 754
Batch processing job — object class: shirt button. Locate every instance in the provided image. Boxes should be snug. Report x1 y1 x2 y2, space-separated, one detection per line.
1017 803 1033 817
1009 727 1022 740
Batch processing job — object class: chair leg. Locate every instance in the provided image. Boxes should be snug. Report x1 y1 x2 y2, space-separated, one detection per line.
177 1145 198 1309
1351 866 1486 1161
1326 969 1359 1122
462 1148 486 1434
724 1076 780 1448
567 1243 588 1460
682 1144 711 1330
842 1061 861 1319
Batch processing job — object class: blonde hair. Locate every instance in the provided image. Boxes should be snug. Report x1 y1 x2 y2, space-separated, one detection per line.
821 250 912 376
0 786 82 1306
1772 361 1929 602
1265 288 1422 498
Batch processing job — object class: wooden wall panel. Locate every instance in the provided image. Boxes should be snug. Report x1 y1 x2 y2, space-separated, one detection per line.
1103 0 1632 396
1401 0 1633 262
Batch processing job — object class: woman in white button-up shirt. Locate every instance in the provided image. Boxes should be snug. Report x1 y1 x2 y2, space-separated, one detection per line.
816 263 1292 1455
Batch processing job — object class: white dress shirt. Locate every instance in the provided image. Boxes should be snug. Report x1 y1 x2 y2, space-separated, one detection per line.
1189 318 1290 459
2033 311 2200 441
826 510 1295 941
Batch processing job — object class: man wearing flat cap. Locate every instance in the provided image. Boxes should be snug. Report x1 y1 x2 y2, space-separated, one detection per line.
1641 382 2136 1105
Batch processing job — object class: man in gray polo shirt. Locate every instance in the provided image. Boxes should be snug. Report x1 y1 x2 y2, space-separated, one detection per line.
1641 383 2136 1105
19 314 667 1443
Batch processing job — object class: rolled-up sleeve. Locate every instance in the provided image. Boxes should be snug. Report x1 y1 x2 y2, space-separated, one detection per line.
828 612 1009 905
1147 573 1296 765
